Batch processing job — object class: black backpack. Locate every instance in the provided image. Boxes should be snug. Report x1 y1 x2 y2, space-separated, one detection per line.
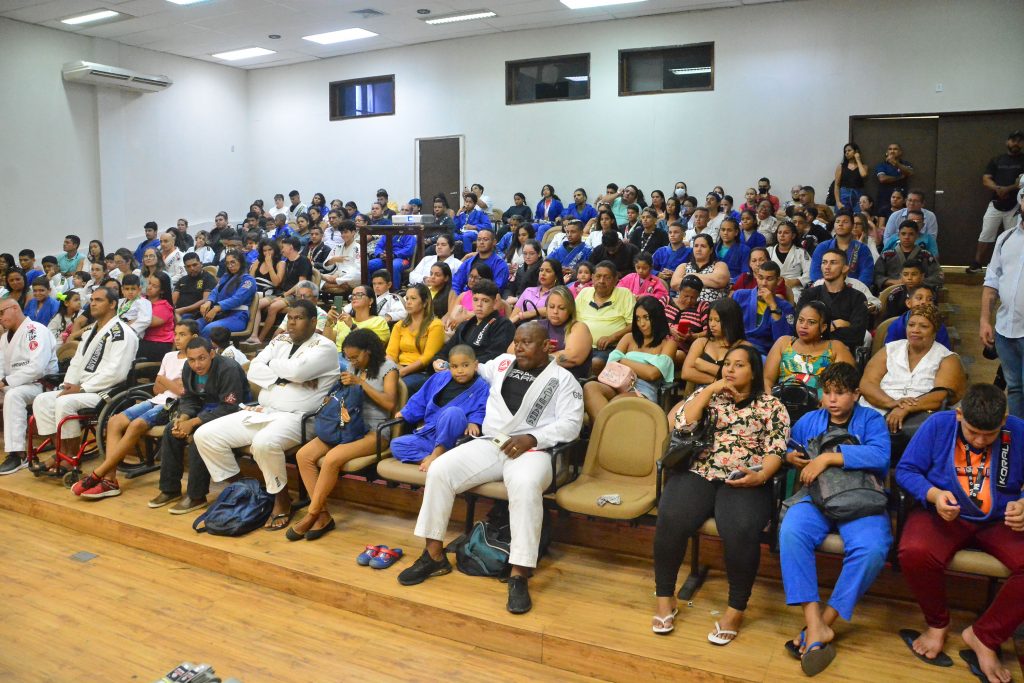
192 479 274 536
450 501 551 577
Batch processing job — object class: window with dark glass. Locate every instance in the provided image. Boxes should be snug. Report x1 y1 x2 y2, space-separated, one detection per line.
506 53 590 105
329 75 395 120
619 43 714 96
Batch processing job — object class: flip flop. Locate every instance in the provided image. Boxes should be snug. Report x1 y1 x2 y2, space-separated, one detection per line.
801 642 836 677
707 621 738 646
784 627 806 660
959 649 992 683
652 608 679 635
898 629 953 667
265 511 292 531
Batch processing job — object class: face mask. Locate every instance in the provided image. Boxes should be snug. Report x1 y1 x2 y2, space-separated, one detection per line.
674 188 687 198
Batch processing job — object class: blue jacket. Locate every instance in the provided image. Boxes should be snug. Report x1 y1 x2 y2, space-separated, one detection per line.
373 233 417 260
561 203 597 224
24 297 60 326
791 405 891 504
453 209 491 232
134 238 161 266
882 232 939 258
24 269 44 287
732 288 794 355
740 230 767 249
548 242 592 270
897 411 1024 523
717 242 751 283
402 371 489 432
810 239 875 287
452 253 510 293
535 198 563 222
653 245 691 275
884 312 952 350
209 273 257 311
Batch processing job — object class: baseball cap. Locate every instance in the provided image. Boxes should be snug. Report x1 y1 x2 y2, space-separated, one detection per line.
408 198 423 207
1009 130 1024 140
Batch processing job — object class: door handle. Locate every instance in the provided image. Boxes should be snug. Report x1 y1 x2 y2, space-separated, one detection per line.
934 190 945 195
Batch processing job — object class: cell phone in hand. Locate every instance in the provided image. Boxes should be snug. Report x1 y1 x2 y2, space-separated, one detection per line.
333 295 345 311
727 465 763 481
787 438 807 456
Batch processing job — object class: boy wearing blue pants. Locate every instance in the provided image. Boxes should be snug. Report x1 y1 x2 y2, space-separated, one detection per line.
390 345 488 471
779 362 892 676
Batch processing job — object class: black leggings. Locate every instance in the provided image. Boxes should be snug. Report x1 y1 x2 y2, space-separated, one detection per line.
653 470 772 611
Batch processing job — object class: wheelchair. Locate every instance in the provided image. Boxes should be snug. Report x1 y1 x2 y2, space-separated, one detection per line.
26 360 161 488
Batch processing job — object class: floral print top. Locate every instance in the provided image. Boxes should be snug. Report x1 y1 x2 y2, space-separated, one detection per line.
677 387 790 481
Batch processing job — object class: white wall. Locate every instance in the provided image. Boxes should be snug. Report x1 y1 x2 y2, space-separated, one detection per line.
247 0 1024 212
0 17 249 261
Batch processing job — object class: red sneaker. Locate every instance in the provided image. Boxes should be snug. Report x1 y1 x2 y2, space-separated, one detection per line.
79 478 121 500
71 472 102 496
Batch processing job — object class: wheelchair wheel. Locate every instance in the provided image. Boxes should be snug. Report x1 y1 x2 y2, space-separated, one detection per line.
95 387 155 459
62 470 80 489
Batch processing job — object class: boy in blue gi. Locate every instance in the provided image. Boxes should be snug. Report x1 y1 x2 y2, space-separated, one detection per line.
390 344 488 471
779 361 891 676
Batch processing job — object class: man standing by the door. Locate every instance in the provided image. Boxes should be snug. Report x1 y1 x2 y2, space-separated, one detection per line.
967 131 1024 274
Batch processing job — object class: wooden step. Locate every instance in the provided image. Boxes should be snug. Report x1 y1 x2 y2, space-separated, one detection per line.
0 470 1017 683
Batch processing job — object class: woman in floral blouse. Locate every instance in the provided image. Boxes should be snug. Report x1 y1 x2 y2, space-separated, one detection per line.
652 344 789 644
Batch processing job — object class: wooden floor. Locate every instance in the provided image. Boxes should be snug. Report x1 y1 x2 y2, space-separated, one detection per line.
0 470 1019 683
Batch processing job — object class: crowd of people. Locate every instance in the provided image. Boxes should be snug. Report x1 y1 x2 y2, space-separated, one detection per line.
1 132 1023 682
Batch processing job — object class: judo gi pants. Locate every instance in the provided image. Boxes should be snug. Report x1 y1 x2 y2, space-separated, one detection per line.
1 382 43 452
193 410 303 494
197 310 249 338
31 390 102 439
157 428 212 500
414 438 552 568
367 257 409 291
779 500 891 620
391 406 468 463
899 508 1024 651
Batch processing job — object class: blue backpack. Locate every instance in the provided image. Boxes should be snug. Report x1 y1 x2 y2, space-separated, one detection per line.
451 502 552 577
314 381 367 446
192 479 274 536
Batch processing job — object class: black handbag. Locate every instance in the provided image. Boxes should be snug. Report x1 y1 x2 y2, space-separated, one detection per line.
772 381 820 423
661 407 717 472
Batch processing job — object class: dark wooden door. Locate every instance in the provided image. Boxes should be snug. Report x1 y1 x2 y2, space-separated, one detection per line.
417 137 462 212
850 116 938 210
934 112 1024 263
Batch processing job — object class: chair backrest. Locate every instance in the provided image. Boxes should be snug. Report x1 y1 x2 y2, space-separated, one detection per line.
541 226 564 252
232 292 262 341
311 269 322 287
785 284 797 306
871 317 896 356
877 284 900 320
390 380 410 440
204 265 218 277
585 397 668 480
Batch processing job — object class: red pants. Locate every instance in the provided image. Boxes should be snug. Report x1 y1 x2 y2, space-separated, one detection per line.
898 509 1024 650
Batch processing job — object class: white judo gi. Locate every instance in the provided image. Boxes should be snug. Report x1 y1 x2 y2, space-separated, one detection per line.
32 316 137 438
0 318 58 452
193 332 338 494
414 354 584 568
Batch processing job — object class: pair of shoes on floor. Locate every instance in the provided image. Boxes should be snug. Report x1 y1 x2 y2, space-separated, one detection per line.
148 492 208 515
357 544 403 569
286 517 336 542
71 473 120 499
0 453 27 476
397 550 451 585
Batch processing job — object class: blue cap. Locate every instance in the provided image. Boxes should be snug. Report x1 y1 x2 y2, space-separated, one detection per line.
408 198 423 207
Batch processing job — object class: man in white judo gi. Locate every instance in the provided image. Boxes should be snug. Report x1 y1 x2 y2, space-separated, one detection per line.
193 300 337 529
398 322 584 614
31 288 138 470
0 298 58 474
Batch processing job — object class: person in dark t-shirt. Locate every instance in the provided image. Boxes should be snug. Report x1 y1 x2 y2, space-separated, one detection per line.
968 131 1024 272
174 253 218 319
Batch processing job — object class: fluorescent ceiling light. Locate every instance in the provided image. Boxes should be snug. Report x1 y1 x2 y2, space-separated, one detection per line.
62 10 120 25
212 47 276 61
564 76 589 82
670 67 712 75
424 10 496 25
303 28 377 45
166 0 209 5
560 0 647 9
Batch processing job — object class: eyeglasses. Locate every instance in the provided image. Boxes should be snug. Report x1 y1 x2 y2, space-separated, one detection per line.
350 292 368 299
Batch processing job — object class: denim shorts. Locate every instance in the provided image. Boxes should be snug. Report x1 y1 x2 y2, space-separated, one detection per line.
120 400 168 426
634 378 659 403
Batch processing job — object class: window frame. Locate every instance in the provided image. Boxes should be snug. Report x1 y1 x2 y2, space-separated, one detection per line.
505 52 591 106
618 42 715 97
328 74 396 121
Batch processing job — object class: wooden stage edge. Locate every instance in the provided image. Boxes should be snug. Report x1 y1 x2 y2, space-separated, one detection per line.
1 471 1019 683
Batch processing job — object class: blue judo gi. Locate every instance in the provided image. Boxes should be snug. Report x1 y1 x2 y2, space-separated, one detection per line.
390 371 489 463
779 405 892 621
196 273 257 338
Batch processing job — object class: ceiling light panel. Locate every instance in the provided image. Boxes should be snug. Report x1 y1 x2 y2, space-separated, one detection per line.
165 0 210 5
62 10 120 25
423 10 496 25
560 0 647 9
212 47 276 61
302 28 378 45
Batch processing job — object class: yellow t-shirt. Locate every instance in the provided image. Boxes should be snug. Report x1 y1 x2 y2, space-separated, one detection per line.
333 315 391 351
386 317 445 367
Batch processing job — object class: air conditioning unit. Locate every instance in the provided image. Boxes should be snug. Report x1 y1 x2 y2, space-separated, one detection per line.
62 61 173 93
